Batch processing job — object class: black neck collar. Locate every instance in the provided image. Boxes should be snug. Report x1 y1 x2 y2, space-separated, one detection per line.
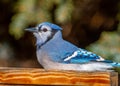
36 30 57 50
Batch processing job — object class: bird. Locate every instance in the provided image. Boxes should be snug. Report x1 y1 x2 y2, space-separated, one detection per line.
25 22 120 71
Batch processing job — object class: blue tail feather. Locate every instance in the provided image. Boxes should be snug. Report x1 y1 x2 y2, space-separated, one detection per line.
101 60 120 67
110 62 120 67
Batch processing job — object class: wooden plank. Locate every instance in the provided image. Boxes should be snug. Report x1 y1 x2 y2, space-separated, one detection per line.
110 72 118 86
0 67 118 86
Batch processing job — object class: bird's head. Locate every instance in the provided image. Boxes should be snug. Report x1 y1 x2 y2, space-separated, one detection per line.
25 22 62 47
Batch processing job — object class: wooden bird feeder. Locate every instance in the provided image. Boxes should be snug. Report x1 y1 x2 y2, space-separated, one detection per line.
0 67 118 86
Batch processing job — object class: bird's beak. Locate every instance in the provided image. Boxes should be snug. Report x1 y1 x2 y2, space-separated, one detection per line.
25 27 37 32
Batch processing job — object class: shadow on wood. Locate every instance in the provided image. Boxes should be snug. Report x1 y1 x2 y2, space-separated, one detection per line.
0 67 118 86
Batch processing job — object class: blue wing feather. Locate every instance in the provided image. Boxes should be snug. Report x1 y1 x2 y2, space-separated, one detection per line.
63 48 104 64
62 48 120 67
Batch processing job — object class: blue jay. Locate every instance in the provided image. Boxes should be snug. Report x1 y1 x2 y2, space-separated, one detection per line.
26 22 120 71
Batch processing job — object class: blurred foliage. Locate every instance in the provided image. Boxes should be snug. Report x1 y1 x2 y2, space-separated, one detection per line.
9 0 36 39
87 32 120 60
9 0 73 39
0 42 14 59
117 2 120 33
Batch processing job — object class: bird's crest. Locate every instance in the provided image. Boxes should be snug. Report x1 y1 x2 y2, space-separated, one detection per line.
38 22 62 30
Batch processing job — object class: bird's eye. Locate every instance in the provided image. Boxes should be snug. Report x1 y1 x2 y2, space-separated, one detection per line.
42 28 48 32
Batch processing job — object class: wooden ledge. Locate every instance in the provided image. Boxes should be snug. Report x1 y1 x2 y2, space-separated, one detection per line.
0 67 118 86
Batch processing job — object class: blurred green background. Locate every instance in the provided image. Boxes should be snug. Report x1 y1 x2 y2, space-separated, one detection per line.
0 0 120 73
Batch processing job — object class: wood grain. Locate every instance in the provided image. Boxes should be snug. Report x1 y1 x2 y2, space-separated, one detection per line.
0 67 118 86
